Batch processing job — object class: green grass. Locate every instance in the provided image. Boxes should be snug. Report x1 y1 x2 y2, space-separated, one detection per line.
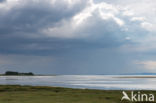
0 85 155 103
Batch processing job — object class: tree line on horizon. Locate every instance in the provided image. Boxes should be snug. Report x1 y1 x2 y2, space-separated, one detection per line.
4 71 34 76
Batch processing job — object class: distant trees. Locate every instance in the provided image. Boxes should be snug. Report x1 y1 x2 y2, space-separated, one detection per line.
5 71 18 75
5 71 34 76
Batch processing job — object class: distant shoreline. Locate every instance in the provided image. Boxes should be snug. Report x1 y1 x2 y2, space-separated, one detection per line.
1 74 156 77
117 75 156 78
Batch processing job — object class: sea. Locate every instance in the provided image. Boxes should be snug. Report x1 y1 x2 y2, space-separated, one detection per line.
0 75 156 90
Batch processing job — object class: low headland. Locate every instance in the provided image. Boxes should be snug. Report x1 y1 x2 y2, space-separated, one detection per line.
0 71 58 76
0 71 34 76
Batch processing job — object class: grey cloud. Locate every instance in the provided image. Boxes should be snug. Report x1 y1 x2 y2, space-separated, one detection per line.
0 0 131 56
0 0 5 2
0 0 91 55
0 35 125 56
0 0 87 36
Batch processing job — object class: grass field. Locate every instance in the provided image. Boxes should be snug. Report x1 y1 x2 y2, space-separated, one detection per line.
0 85 155 103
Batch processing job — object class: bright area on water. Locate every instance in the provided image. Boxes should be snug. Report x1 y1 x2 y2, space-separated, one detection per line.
0 75 156 90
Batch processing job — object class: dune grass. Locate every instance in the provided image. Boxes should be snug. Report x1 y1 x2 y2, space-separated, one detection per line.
0 85 155 103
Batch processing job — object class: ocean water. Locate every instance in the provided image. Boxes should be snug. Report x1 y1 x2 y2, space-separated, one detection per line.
0 75 156 90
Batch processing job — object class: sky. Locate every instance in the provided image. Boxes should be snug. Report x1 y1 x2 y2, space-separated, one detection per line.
0 0 156 74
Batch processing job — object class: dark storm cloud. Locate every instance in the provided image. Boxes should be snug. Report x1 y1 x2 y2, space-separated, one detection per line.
0 0 5 2
0 34 126 56
0 0 130 56
0 0 87 36
0 0 91 55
